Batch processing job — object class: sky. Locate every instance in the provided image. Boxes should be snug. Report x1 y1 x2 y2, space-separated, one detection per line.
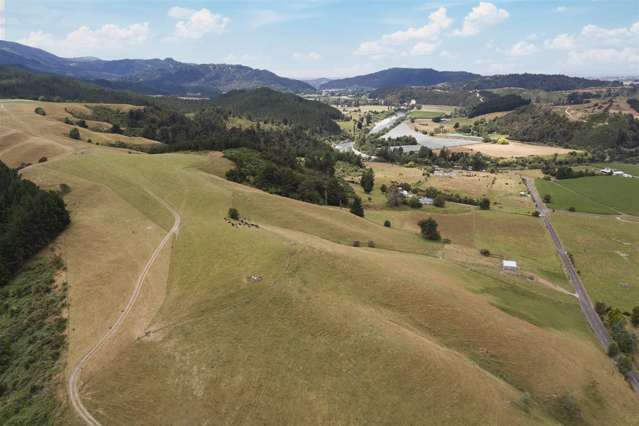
2 0 638 79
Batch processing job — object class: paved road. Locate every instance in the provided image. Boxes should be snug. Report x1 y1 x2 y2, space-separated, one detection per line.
524 177 639 395
67 191 181 425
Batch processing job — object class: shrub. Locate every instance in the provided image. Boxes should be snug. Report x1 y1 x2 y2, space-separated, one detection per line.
367 240 376 248
568 206 576 212
34 107 46 116
350 197 364 217
555 393 583 424
480 248 491 257
380 184 388 193
228 207 240 220
595 301 609 316
433 195 446 208
360 168 375 193
418 217 441 241
608 341 620 357
38 156 48 163
69 127 81 140
408 197 422 209
352 240 360 247
617 355 633 377
531 210 540 217
543 194 552 203
58 183 71 195
383 220 391 228
632 306 639 327
479 197 490 210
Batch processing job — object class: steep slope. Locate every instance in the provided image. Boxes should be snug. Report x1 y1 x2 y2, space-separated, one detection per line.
0 41 314 94
320 67 480 90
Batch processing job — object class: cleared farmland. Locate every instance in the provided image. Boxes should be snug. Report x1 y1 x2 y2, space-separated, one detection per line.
4 101 638 424
536 177 639 215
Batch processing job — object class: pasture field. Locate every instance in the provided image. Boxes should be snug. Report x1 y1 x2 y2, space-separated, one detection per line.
552 212 639 311
6 101 639 424
50 152 638 424
409 110 443 119
536 176 639 215
365 209 568 288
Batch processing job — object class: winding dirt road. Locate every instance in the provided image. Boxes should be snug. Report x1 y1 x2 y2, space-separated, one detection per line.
67 191 181 425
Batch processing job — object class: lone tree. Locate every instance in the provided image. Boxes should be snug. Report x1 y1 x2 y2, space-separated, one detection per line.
360 168 375 193
433 195 446 208
228 208 240 220
479 197 491 210
34 107 46 116
386 185 403 208
69 127 81 140
543 194 552 203
418 217 441 241
383 220 391 227
350 197 364 217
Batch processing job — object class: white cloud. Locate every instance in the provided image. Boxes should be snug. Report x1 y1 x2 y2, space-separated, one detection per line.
454 2 509 37
168 6 195 19
355 7 451 57
544 33 575 50
509 40 537 56
18 23 150 56
554 6 567 13
580 23 638 45
293 51 322 61
411 41 438 56
569 47 639 65
169 8 230 39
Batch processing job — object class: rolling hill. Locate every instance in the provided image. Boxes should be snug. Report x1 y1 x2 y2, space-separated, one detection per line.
320 67 480 90
461 73 618 91
0 41 314 95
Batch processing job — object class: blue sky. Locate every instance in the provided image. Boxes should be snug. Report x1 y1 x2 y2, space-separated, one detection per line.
3 0 639 79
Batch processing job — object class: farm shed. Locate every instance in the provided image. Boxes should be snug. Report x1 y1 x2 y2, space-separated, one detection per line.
502 260 518 272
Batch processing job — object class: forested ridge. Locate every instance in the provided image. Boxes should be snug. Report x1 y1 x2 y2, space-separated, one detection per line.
0 162 70 286
467 94 530 117
491 105 639 161
212 88 343 134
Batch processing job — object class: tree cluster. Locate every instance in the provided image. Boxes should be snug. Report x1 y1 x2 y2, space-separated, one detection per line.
0 162 70 286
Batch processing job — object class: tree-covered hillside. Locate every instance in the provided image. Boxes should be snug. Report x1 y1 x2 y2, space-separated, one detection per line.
491 105 639 161
467 94 530 117
321 67 480 90
212 88 343 134
0 161 70 285
462 73 616 91
371 87 482 106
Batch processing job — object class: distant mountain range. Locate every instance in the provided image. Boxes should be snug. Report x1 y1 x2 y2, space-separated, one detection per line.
0 41 314 95
319 68 618 92
0 41 620 96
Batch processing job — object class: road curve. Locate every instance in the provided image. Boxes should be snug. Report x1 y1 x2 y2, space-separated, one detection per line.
524 177 639 396
67 191 181 425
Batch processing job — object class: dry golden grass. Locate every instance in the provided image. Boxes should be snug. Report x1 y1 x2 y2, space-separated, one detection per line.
6 102 639 424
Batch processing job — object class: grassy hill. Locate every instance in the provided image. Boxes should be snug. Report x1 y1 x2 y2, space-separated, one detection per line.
2 101 637 424
213 87 344 134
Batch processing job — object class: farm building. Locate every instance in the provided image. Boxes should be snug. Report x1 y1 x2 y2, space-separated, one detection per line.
419 196 434 205
502 260 518 272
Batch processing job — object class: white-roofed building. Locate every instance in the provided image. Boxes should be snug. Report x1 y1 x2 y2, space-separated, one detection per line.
502 260 518 272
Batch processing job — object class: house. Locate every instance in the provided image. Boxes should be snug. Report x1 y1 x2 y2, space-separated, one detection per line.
600 168 612 175
502 260 518 272
419 196 434 205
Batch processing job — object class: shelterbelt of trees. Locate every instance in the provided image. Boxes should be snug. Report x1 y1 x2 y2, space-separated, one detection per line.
0 162 70 286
